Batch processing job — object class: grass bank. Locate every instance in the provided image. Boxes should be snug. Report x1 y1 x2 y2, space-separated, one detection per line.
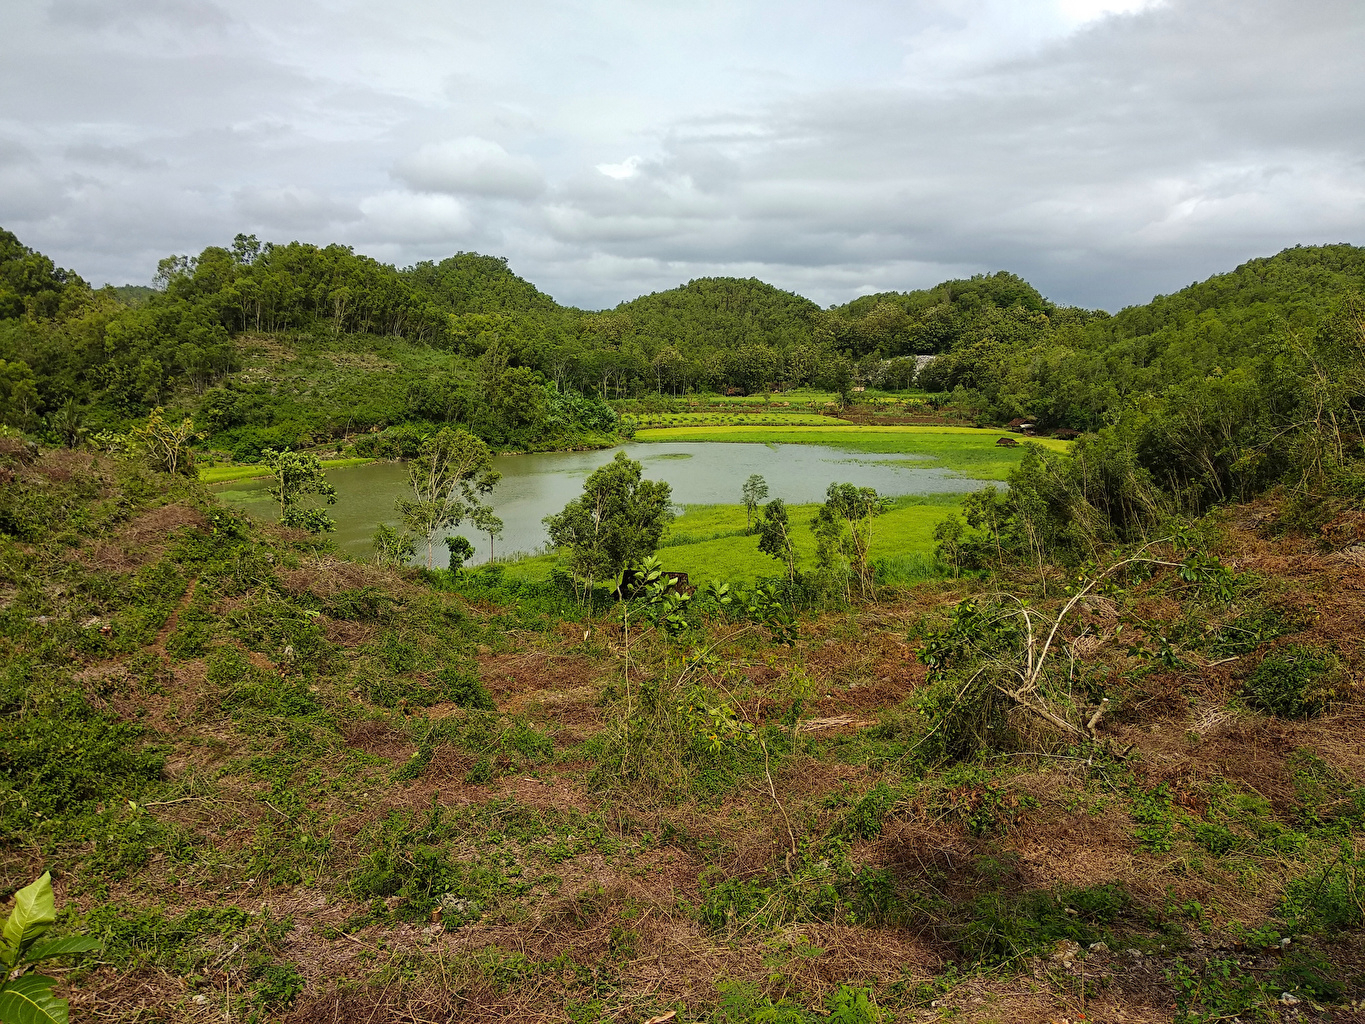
199 456 374 484
504 495 963 584
633 424 1070 481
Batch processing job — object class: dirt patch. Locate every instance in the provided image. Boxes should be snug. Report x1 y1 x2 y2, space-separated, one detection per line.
277 558 408 600
343 719 412 759
80 502 207 571
478 651 604 702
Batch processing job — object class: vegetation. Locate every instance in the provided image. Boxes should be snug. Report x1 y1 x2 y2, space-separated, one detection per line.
261 447 338 533
544 452 674 596
0 872 98 1024
2 230 1365 1022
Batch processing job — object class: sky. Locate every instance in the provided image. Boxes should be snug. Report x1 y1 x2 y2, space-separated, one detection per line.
1 0 1362 310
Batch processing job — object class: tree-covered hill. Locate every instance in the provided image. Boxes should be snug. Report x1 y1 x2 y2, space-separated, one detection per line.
0 226 1361 464
405 252 564 316
0 228 88 321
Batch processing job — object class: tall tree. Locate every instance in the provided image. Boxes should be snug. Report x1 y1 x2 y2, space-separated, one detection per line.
397 427 499 568
755 497 797 581
544 451 673 599
741 474 769 533
813 483 888 599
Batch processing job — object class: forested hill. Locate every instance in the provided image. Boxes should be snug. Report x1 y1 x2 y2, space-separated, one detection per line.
404 252 563 315
0 227 88 320
0 225 1362 458
605 277 820 349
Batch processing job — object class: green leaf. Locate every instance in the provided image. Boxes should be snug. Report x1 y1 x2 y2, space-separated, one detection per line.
0 973 70 1024
3 873 55 961
23 936 101 963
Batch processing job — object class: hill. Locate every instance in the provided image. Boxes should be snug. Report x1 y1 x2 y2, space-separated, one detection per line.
3 409 1364 1021
1 227 1363 463
405 252 565 316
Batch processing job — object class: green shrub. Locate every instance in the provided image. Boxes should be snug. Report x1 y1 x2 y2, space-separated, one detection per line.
1243 645 1342 718
0 693 165 821
957 883 1127 964
251 961 305 1009
438 664 495 710
1280 843 1365 933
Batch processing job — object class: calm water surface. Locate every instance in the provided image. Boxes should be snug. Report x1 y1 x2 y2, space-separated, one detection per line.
213 442 986 565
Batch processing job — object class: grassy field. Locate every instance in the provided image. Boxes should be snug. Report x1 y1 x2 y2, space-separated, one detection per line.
198 457 373 484
634 424 1070 481
506 496 962 584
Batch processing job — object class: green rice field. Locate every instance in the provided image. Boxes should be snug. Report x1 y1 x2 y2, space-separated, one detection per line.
633 424 1070 481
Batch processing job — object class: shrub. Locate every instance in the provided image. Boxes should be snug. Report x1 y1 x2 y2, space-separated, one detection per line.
0 694 165 821
438 664 495 710
1243 645 1343 718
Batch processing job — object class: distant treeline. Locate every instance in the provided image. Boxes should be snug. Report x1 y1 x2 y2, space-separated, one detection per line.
2 227 1363 473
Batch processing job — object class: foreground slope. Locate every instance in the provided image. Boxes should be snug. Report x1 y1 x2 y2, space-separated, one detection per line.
3 432 1364 1022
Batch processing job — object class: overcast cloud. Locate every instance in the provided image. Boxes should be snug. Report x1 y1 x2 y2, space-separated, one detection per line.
1 0 1362 309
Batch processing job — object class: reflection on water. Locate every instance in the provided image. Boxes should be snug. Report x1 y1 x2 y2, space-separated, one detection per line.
213 441 986 565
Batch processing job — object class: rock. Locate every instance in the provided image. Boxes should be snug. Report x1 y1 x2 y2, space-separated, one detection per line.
1052 939 1081 964
1126 948 1142 957
1089 942 1109 953
1280 992 1301 1006
193 994 208 1005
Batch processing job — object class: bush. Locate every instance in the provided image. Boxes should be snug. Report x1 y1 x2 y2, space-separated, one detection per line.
439 664 495 710
0 694 165 820
1280 844 1365 933
1242 645 1343 718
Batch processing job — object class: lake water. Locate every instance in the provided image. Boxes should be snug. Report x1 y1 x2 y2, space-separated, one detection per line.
213 441 987 565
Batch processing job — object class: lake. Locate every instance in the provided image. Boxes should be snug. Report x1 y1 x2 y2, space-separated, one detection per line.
212 441 989 565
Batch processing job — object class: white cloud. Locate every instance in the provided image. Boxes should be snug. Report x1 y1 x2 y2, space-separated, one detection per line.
596 156 643 180
235 186 360 231
0 0 1360 307
1055 0 1163 24
395 137 544 200
356 190 472 244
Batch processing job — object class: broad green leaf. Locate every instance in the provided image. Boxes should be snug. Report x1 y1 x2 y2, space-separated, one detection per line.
2 874 55 960
0 973 70 1024
23 936 101 963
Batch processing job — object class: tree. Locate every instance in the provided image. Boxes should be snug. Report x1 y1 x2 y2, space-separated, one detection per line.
0 359 39 429
130 407 199 476
47 398 86 449
261 448 338 533
471 504 504 563
741 474 769 533
444 534 475 573
813 483 888 599
373 524 415 567
397 427 499 568
755 497 797 581
544 451 674 599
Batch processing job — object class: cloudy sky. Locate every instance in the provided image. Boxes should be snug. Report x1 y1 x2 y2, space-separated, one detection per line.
2 0 1362 310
